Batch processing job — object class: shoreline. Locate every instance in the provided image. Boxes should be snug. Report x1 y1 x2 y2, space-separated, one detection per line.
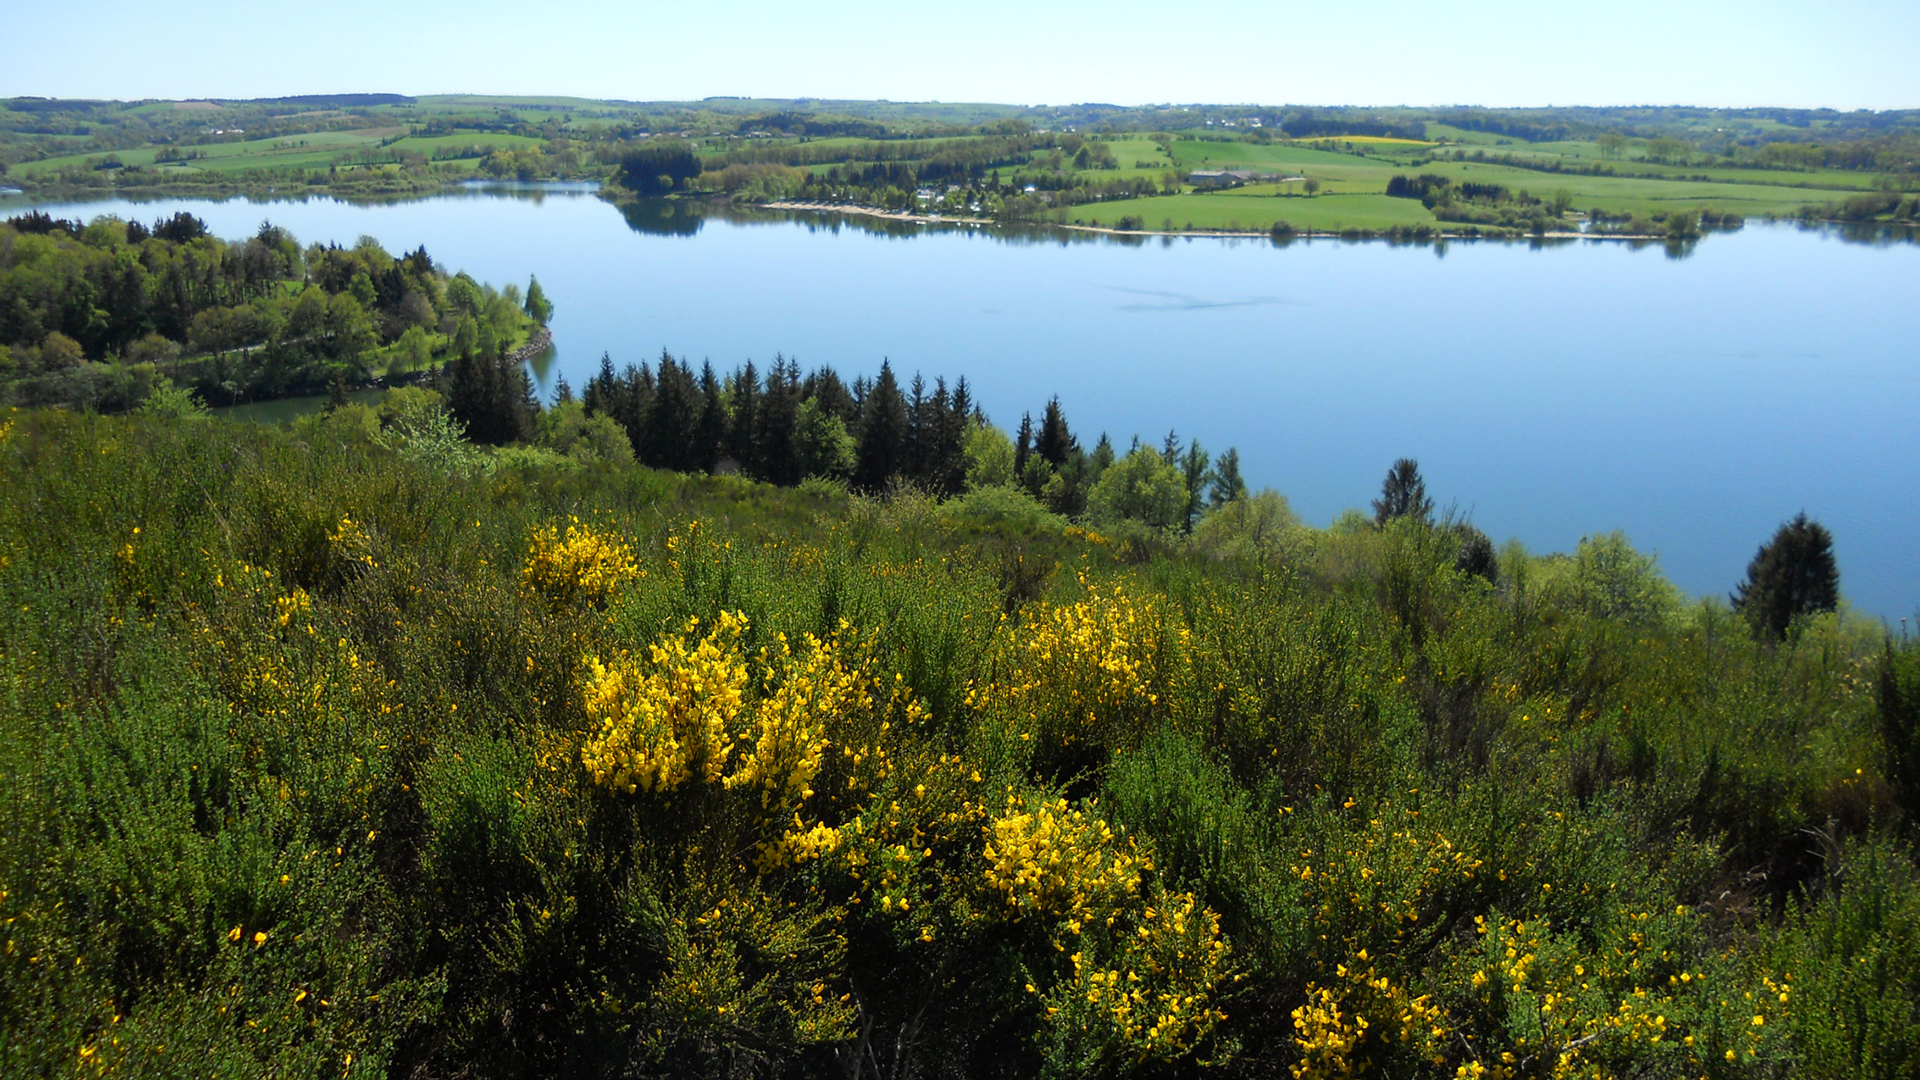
759 200 1679 242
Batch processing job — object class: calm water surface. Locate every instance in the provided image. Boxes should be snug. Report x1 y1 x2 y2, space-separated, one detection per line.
6 187 1915 619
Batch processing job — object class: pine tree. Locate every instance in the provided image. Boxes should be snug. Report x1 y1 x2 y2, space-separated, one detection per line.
1373 458 1433 526
1732 513 1839 642
1452 524 1498 584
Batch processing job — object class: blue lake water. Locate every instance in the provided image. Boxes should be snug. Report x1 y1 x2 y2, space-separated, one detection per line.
5 186 1916 620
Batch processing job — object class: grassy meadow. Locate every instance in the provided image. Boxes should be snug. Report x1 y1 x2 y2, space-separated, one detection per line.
1065 191 1439 232
1 400 1916 1079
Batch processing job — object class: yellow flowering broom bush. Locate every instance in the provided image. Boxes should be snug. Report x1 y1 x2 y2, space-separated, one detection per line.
580 611 909 871
522 516 640 611
971 579 1185 777
1041 884 1234 1072
580 611 752 794
1290 950 1447 1080
1435 910 1794 1080
983 792 1151 929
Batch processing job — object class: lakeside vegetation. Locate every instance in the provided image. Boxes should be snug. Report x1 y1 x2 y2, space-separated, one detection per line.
4 96 1917 241
1 355 1916 1076
0 210 546 411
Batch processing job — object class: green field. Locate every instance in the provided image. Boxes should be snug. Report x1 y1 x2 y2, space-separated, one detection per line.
1065 191 1441 232
11 128 400 175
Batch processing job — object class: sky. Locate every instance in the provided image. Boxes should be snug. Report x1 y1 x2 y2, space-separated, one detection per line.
4 0 1917 110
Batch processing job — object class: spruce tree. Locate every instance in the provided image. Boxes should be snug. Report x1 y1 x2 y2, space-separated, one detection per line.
1373 458 1433 526
509 353 539 442
757 357 801 485
1089 434 1115 483
854 361 909 492
925 377 967 496
442 350 483 439
1208 447 1246 508
805 366 857 425
582 352 618 419
645 352 699 471
620 362 656 455
1180 440 1210 533
728 361 760 472
693 362 728 473
905 373 929 484
1036 397 1077 469
1732 513 1839 642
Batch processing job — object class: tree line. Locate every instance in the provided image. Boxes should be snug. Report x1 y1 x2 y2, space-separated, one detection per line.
574 353 975 494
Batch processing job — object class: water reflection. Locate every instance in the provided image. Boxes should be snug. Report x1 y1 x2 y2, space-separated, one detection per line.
617 198 708 237
597 198 1878 262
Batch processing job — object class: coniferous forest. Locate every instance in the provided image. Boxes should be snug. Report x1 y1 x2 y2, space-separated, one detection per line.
1 362 1916 1078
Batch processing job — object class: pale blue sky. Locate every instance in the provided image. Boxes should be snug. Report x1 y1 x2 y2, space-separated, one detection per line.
6 0 1915 109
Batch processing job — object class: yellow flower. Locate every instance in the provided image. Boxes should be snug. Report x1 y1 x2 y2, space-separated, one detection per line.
580 612 749 794
522 517 638 610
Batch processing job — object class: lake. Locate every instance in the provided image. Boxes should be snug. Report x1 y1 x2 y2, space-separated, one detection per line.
4 185 1915 620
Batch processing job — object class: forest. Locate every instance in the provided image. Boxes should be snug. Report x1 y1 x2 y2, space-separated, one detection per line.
0 356 1915 1078
0 212 545 410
